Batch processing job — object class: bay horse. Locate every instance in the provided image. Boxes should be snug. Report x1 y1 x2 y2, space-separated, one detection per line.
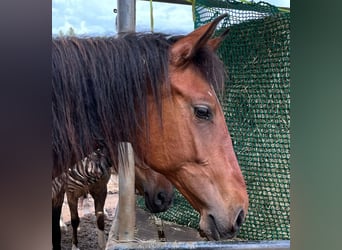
52 14 248 244
52 149 174 250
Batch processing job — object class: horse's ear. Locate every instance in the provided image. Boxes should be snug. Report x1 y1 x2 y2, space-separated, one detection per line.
170 14 228 66
207 28 230 51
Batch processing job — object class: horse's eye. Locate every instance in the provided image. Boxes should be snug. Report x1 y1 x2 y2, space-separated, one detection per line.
194 106 212 121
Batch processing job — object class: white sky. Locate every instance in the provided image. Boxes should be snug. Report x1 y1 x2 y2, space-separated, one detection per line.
52 0 290 36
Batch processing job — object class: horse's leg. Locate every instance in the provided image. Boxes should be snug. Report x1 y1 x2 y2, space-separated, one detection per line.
78 193 87 217
67 192 80 250
52 190 65 250
90 182 108 250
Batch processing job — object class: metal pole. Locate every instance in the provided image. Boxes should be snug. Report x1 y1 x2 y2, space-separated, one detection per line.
117 0 136 34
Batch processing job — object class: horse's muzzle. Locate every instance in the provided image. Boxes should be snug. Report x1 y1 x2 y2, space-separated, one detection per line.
144 190 174 213
200 208 245 240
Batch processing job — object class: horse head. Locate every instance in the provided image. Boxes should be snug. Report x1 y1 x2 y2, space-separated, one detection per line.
139 14 249 240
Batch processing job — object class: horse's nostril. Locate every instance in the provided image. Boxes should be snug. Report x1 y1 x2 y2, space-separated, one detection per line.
155 192 166 206
235 209 245 230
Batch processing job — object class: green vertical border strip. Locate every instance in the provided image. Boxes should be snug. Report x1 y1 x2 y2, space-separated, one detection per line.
291 1 342 250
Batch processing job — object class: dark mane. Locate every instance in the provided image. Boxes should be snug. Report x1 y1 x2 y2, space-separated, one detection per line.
192 46 226 95
52 32 226 178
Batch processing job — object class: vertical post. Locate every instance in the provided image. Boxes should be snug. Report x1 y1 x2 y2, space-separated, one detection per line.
106 142 135 249
117 0 136 34
117 142 135 241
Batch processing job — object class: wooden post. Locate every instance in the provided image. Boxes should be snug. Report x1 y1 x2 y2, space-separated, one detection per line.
107 1 136 247
106 142 135 248
118 142 135 240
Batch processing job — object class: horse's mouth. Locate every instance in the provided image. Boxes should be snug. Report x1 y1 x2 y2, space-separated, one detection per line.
144 192 158 213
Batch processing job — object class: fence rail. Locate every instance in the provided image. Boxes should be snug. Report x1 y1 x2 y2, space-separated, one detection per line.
107 240 290 250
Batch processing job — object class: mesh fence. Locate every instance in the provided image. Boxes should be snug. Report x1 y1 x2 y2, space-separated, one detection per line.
137 0 290 241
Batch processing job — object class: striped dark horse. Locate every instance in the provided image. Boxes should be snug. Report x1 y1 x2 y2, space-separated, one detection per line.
52 147 174 250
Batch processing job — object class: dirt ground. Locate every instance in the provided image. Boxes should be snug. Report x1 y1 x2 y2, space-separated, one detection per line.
59 175 205 249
